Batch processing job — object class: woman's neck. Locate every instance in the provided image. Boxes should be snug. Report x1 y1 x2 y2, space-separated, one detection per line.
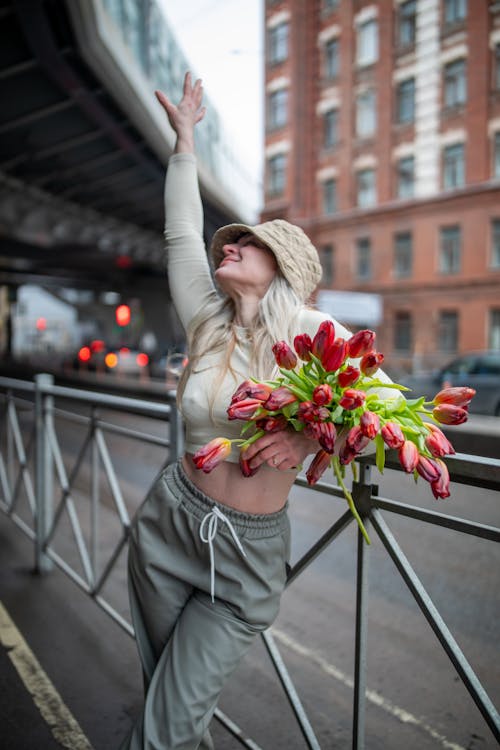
232 296 260 328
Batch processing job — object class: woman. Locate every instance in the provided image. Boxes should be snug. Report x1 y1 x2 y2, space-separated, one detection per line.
121 72 382 750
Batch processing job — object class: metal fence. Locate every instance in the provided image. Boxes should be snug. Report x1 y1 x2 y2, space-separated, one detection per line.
1 373 499 748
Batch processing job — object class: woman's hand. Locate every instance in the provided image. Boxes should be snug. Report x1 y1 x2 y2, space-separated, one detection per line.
155 71 206 154
244 428 315 472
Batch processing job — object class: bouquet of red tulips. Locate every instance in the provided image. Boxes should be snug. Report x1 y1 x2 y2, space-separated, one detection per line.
193 321 475 544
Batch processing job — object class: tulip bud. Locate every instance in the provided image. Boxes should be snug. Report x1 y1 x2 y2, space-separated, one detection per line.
360 411 380 439
430 458 451 499
416 455 441 483
339 389 366 410
297 401 330 424
432 404 468 425
294 333 312 362
227 398 262 421
272 341 298 370
433 386 476 408
398 440 419 472
322 338 348 372
347 329 376 358
339 444 358 465
264 386 297 411
239 445 259 478
338 365 360 388
193 437 232 473
317 422 336 453
255 414 288 433
306 449 332 486
312 383 333 406
231 380 272 404
360 351 384 376
381 422 405 449
231 379 254 404
311 320 335 359
346 425 371 454
424 424 455 457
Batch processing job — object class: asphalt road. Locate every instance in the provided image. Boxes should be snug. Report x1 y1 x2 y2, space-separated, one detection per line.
1 408 499 750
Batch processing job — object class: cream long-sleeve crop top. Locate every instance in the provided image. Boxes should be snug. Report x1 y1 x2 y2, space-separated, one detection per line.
164 153 395 462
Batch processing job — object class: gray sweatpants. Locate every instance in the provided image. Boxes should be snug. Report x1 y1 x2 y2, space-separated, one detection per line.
120 459 291 750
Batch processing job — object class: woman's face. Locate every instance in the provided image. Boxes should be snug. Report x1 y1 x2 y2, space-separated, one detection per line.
214 233 278 297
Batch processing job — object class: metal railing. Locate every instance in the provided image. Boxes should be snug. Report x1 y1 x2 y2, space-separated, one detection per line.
1 373 499 748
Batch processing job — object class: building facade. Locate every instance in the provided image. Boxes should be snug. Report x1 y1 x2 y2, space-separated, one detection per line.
262 0 500 375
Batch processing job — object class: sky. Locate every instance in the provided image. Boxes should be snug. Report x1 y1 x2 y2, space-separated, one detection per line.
159 0 264 192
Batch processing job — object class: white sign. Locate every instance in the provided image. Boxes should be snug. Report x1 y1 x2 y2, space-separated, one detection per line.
317 290 382 326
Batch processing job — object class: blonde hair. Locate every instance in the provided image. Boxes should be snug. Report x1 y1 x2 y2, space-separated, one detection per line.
177 275 304 420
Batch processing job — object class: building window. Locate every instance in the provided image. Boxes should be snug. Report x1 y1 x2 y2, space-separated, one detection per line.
323 0 339 11
394 312 412 352
321 244 334 285
356 169 376 208
398 0 417 48
325 38 340 80
268 89 287 130
443 59 467 108
489 310 500 350
495 133 500 178
492 219 500 268
394 232 413 278
357 19 378 67
356 90 376 138
268 22 288 65
495 44 500 90
443 143 465 189
322 179 337 214
267 153 286 196
438 311 459 353
397 78 415 124
439 226 461 274
356 237 371 280
444 0 467 27
323 109 339 148
397 156 415 199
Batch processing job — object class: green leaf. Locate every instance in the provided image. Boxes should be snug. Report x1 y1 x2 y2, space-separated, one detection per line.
365 379 410 392
405 396 426 409
375 433 386 474
282 402 299 419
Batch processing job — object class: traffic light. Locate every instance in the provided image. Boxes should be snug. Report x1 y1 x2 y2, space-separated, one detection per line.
115 304 131 326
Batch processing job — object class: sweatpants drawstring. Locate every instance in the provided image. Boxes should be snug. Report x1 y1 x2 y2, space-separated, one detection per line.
199 506 247 603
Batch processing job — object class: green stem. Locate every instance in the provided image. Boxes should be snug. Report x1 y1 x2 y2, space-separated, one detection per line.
238 429 265 448
332 456 371 545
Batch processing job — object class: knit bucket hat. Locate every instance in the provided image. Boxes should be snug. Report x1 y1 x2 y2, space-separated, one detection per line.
209 219 323 302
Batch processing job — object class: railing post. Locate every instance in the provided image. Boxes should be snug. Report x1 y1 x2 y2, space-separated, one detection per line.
91 406 99 587
35 373 54 573
168 396 184 462
352 462 373 750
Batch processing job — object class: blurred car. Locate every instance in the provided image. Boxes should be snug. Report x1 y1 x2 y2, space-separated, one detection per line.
104 348 150 378
402 351 500 416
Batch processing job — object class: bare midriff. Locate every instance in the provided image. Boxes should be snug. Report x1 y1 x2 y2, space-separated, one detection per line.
182 453 297 514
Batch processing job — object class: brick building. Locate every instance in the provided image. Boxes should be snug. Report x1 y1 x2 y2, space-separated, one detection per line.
262 0 500 375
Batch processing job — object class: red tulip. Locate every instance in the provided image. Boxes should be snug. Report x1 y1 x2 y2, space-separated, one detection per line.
360 351 384 376
347 329 376 358
432 404 468 425
425 424 455 457
231 380 272 403
339 389 366 410
381 422 405 449
193 437 232 473
346 425 371 454
311 320 335 359
306 449 332 485
255 414 288 433
272 341 298 370
264 386 298 411
360 411 380 439
317 422 337 453
231 379 254 404
339 444 358 465
398 440 419 472
227 398 262 420
338 365 360 388
416 455 441 483
430 459 451 499
239 445 259 478
294 333 312 361
433 387 476 408
313 383 333 406
322 338 348 372
297 401 330 424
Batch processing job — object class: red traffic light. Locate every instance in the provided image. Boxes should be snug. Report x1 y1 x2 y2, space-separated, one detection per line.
115 304 131 326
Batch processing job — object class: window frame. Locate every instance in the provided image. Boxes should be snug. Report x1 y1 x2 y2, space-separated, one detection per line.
439 225 462 274
356 89 377 138
394 311 412 352
267 152 287 196
268 88 288 130
443 58 467 109
323 108 339 149
322 178 337 215
394 231 413 278
356 169 377 208
398 0 417 48
325 37 340 80
396 155 415 199
268 22 289 65
355 236 372 281
438 310 459 353
357 18 378 68
491 218 500 269
442 142 465 189
396 77 416 124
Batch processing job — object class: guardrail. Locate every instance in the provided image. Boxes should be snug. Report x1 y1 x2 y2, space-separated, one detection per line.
1 373 499 748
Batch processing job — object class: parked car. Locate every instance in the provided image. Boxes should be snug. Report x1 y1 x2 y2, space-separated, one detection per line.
402 352 500 416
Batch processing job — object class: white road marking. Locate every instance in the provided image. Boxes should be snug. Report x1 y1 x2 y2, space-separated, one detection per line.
272 627 466 750
0 600 94 750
